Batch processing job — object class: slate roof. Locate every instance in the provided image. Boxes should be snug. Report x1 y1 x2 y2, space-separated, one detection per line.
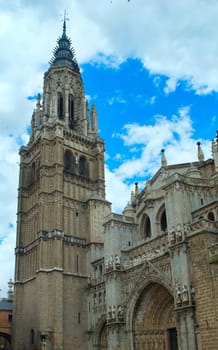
0 299 13 311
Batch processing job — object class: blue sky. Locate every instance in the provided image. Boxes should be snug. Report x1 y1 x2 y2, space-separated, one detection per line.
82 58 217 186
0 0 218 295
83 57 217 144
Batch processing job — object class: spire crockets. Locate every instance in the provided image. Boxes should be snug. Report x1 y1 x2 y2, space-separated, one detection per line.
49 18 79 72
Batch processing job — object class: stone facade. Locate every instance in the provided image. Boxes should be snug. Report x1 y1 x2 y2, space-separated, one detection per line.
13 22 218 350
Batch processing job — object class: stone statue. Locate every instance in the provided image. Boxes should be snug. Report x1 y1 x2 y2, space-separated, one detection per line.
175 285 182 306
176 224 183 242
115 255 121 269
117 305 124 321
182 285 189 304
190 284 195 304
108 255 113 270
105 257 109 271
107 306 112 322
184 223 190 236
169 226 176 245
111 305 116 320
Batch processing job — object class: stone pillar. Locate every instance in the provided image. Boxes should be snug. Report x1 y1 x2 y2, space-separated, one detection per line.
105 270 125 350
168 239 198 350
165 178 198 350
104 218 126 350
176 307 198 350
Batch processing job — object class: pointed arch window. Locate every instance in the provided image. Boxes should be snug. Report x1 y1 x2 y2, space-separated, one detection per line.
28 162 36 186
79 156 89 178
68 94 74 129
64 150 75 173
30 329 35 344
57 93 64 120
160 209 167 232
141 214 152 238
36 159 40 180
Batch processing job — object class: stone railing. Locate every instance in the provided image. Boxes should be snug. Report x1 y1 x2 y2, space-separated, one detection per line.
122 233 168 270
38 230 86 246
189 218 218 235
104 212 135 224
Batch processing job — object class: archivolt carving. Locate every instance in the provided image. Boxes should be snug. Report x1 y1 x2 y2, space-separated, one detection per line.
125 277 175 350
125 263 173 318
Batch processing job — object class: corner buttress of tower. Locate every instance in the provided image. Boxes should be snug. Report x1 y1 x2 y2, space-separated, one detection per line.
212 130 218 172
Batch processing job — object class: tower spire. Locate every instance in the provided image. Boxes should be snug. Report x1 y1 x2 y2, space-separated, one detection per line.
49 16 79 72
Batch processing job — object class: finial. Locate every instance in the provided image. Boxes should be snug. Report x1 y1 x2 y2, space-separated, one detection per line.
62 10 69 33
36 93 41 112
135 182 139 195
161 149 167 167
197 142 205 161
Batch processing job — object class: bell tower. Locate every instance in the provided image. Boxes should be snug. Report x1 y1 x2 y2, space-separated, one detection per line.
13 20 111 350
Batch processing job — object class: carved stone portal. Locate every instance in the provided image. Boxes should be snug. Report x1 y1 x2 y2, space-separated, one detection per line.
133 282 178 350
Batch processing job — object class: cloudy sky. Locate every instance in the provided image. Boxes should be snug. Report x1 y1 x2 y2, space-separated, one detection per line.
0 0 218 296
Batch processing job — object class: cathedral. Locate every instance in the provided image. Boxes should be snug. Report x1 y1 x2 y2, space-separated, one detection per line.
13 21 218 350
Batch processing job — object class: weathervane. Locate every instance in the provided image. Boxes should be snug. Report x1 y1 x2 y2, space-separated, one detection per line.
62 9 69 23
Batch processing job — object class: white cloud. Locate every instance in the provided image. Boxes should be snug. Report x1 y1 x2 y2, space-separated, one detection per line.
164 77 179 94
211 115 217 126
74 0 218 93
0 135 20 295
108 106 211 183
105 165 132 214
0 0 217 139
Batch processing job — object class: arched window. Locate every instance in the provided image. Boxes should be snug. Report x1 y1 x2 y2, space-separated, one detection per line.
208 212 215 221
141 214 152 238
29 162 35 185
160 209 167 232
145 216 151 238
68 94 74 129
30 329 35 344
36 159 40 180
57 93 64 119
79 156 89 178
64 150 75 173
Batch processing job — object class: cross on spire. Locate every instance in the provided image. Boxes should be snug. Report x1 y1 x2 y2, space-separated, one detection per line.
61 10 69 34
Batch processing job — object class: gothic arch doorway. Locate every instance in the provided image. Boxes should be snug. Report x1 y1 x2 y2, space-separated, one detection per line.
133 282 178 350
99 323 107 349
